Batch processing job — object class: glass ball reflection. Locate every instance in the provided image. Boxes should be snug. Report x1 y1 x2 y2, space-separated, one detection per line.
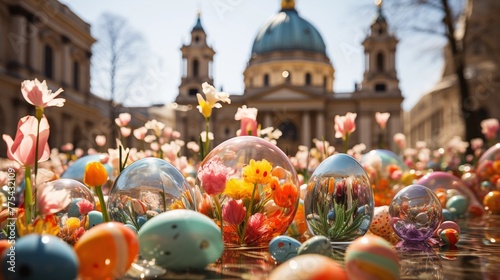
476 143 500 200
107 158 196 230
304 153 374 243
389 184 442 243
61 154 114 183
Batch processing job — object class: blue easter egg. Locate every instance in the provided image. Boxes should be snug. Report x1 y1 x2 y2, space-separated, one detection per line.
269 236 301 262
67 198 83 217
124 224 138 233
137 216 147 228
88 210 103 229
138 209 223 271
327 210 336 221
442 209 453 221
2 234 78 280
298 235 331 257
446 195 469 217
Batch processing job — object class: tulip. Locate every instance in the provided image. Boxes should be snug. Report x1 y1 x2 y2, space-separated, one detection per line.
21 78 65 109
375 112 390 130
84 161 110 222
481 118 499 145
239 118 258 136
222 199 246 225
334 112 357 152
36 183 71 215
115 113 131 127
95 135 106 147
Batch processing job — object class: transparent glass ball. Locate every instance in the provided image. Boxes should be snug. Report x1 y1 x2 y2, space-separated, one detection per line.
360 149 410 206
197 136 299 248
304 153 374 243
107 158 196 230
476 143 500 199
389 184 442 243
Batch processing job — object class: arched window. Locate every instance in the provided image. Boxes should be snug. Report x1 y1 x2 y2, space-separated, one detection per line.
192 59 199 77
44 44 54 79
73 61 80 90
305 72 312 86
376 52 384 72
263 74 270 87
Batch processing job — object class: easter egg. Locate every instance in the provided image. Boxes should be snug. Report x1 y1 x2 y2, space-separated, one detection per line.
483 191 500 214
74 222 139 279
269 254 347 280
67 198 83 217
437 221 460 236
138 209 223 271
369 206 393 240
269 235 301 262
345 235 400 280
297 236 331 257
2 234 78 280
442 209 453 221
439 228 459 246
87 210 103 229
445 195 468 217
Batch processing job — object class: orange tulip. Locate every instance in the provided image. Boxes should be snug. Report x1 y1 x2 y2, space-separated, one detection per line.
84 161 108 187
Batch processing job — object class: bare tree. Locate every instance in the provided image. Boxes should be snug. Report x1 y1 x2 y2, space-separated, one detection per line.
91 13 150 138
382 0 484 142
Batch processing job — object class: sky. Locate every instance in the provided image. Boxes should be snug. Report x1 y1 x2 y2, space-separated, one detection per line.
59 0 446 111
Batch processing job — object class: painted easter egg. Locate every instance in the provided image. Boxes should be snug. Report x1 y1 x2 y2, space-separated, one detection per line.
269 235 302 262
87 210 103 229
1 234 78 280
345 235 400 280
297 235 331 257
439 228 459 246
445 195 468 217
442 209 453 221
369 205 393 240
483 191 500 214
437 221 460 236
74 222 139 279
269 254 347 280
138 209 223 271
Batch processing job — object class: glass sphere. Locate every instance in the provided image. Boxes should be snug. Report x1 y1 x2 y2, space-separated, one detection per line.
197 136 299 248
61 154 114 183
476 143 500 200
389 184 442 243
304 153 374 243
107 158 196 230
360 149 410 206
43 179 96 245
417 171 484 217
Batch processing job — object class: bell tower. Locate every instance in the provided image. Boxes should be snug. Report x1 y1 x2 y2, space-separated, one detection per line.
178 11 215 98
361 0 400 94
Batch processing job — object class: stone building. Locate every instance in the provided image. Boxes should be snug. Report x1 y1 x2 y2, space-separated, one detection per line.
174 0 404 155
0 0 111 157
405 0 500 148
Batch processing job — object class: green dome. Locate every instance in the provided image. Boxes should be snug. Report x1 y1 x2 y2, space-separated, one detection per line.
251 8 327 56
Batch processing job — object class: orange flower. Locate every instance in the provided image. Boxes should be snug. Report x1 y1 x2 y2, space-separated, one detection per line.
268 176 280 192
242 159 273 185
273 182 298 208
83 161 108 187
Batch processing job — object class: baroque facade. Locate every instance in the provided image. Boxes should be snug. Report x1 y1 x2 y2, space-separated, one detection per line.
405 0 500 148
174 0 404 155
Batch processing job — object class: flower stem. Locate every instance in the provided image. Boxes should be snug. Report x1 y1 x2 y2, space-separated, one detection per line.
95 186 110 222
213 195 223 240
344 132 350 153
239 183 257 245
24 166 33 225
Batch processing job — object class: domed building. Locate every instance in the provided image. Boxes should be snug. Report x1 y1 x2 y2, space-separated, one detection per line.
175 0 403 155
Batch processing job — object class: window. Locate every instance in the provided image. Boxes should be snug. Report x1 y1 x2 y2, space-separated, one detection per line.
278 120 297 141
376 52 384 72
375 83 386 92
44 44 53 79
263 74 269 87
305 73 312 86
194 36 200 43
323 76 328 91
188 88 198 96
73 61 80 90
192 59 199 77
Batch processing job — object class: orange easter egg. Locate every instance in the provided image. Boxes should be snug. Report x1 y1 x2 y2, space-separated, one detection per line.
483 191 500 214
75 222 139 280
269 254 347 280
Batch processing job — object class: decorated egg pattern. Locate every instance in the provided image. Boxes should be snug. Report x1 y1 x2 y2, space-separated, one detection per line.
345 235 400 280
269 235 301 262
369 205 393 239
138 209 223 271
74 222 139 279
439 228 459 246
297 235 331 257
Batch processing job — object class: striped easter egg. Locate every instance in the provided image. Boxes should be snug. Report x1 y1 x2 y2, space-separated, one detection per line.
439 228 459 246
345 235 400 280
74 222 139 280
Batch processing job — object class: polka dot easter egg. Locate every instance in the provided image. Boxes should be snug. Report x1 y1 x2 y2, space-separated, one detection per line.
74 222 139 280
369 205 394 240
345 235 400 280
269 235 302 262
138 209 224 271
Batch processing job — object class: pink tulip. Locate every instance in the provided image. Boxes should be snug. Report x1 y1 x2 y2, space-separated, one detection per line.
115 113 131 127
334 112 357 139
95 135 106 147
393 133 406 150
481 118 499 141
3 115 50 166
120 127 131 137
375 112 390 130
239 117 258 136
37 183 71 215
133 127 148 140
222 199 246 225
21 79 65 108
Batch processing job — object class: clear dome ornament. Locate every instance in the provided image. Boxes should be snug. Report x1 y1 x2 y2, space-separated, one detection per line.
196 136 300 248
304 153 374 243
389 184 442 248
107 158 196 231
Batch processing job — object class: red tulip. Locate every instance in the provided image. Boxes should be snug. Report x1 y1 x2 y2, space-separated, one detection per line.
3 115 50 166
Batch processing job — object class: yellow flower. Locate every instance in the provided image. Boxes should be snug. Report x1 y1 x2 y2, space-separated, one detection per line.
16 212 60 237
242 159 273 185
196 82 231 119
83 161 108 187
65 217 81 231
224 178 259 200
